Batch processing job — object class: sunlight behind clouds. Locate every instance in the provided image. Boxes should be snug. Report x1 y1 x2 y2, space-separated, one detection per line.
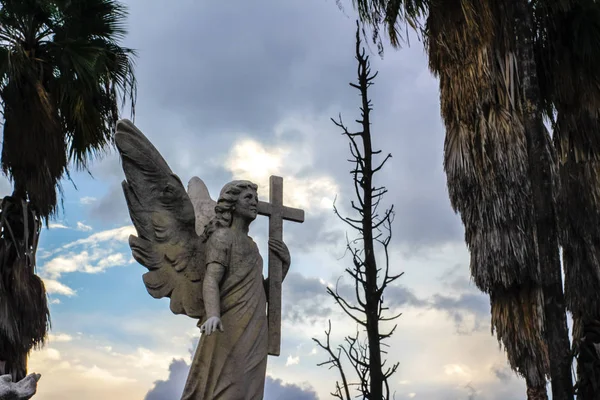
225 137 339 213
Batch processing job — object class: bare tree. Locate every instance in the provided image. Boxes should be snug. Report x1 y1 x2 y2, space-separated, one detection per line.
313 22 400 400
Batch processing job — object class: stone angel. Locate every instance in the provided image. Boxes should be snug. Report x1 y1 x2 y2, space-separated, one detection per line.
115 120 296 400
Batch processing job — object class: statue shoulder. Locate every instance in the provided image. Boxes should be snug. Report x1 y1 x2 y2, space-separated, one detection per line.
207 227 234 248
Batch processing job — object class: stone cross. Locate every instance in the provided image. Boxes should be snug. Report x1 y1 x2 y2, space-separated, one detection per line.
257 175 304 356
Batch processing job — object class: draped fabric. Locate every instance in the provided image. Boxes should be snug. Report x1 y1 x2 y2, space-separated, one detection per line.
182 228 268 400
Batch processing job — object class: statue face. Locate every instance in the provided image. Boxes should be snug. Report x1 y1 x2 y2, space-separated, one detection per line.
234 187 258 222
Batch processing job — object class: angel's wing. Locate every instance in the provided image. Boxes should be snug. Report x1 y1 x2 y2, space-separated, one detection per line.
115 119 205 320
187 177 216 236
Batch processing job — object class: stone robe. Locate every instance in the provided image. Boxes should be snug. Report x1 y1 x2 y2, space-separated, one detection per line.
181 228 268 400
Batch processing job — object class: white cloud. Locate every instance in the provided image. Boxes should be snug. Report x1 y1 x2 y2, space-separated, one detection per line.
38 227 134 296
76 222 93 232
43 279 76 296
62 226 135 249
285 355 300 366
43 249 123 279
49 333 73 343
77 365 136 384
28 333 189 399
49 223 69 230
44 348 62 361
80 197 97 205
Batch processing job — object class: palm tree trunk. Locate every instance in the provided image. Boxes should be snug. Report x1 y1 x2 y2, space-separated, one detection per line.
556 154 600 399
0 194 49 383
513 0 573 398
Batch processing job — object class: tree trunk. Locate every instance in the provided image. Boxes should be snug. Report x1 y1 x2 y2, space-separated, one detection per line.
514 0 573 399
0 193 49 383
359 59 384 400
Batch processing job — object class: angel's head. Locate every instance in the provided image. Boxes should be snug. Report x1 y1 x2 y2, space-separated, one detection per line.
203 180 259 239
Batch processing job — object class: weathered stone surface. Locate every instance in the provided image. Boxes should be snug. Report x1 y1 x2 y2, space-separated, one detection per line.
257 176 305 356
187 177 216 236
116 119 304 399
0 374 40 400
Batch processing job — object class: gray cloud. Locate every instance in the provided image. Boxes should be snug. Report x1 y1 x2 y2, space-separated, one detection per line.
144 359 189 400
491 364 514 383
392 381 526 400
81 0 464 252
88 182 130 225
283 273 337 324
427 265 491 334
264 377 319 400
282 272 427 324
145 347 319 400
429 292 490 334
385 284 427 309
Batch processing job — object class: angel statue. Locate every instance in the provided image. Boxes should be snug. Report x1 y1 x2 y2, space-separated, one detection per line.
115 119 303 400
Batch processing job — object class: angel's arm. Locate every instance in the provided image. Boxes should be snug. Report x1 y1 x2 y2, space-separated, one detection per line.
203 262 225 318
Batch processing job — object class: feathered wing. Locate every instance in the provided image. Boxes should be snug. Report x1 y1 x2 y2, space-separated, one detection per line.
187 177 216 236
115 119 206 320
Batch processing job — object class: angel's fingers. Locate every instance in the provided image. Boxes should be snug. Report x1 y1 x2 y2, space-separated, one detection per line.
269 242 285 252
218 322 224 332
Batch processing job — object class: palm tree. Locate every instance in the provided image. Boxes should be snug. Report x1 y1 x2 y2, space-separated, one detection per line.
0 0 136 382
348 0 575 398
535 1 600 397
427 1 550 398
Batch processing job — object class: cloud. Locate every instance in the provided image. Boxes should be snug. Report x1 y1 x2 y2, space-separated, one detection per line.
49 333 73 343
87 183 130 225
74 0 465 253
144 359 188 400
490 364 514 383
43 249 125 279
38 226 134 298
285 355 300 366
49 223 69 230
282 272 428 325
264 377 319 400
429 293 490 334
62 226 135 249
80 197 97 205
43 278 76 296
428 265 491 334
76 222 93 232
144 355 319 400
28 336 179 400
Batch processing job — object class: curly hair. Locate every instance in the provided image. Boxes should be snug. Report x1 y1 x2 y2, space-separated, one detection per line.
202 180 258 241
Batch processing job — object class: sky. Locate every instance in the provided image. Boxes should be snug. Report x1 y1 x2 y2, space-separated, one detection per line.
0 0 543 398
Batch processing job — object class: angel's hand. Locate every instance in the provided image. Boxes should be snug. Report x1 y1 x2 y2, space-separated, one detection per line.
200 316 224 336
269 239 290 266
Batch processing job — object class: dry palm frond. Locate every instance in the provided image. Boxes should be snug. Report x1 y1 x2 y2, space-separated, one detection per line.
557 159 600 323
573 318 600 398
427 0 549 392
537 2 600 396
491 287 549 387
0 197 49 382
